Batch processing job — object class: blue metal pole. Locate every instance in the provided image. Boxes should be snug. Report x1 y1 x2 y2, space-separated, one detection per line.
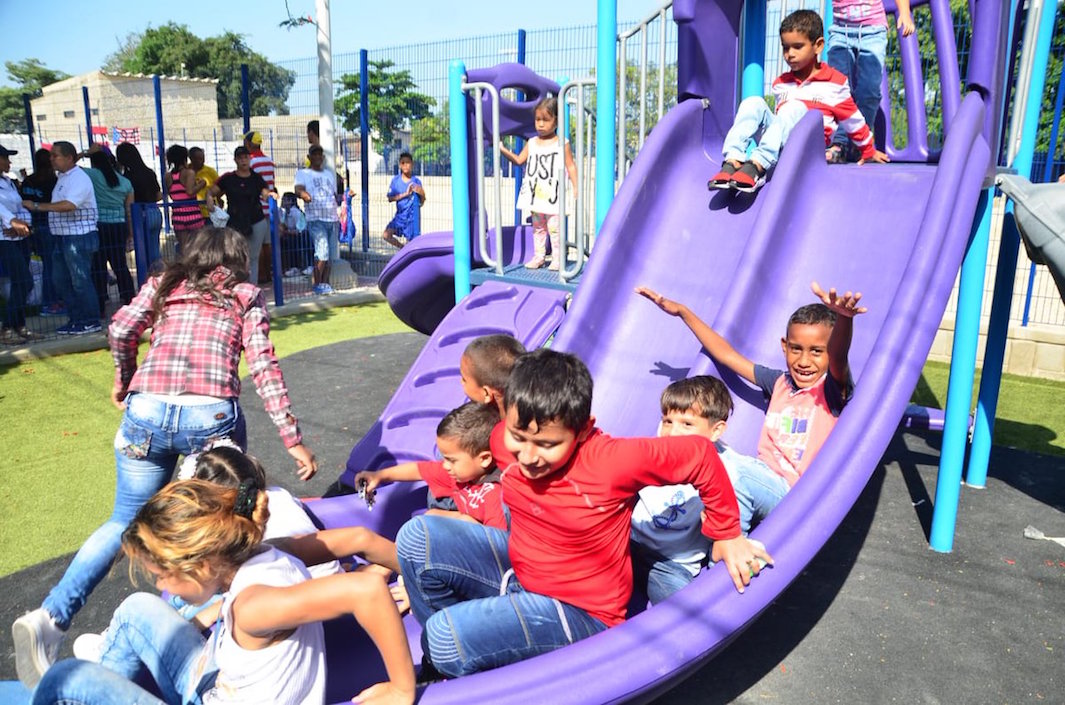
22 94 35 154
514 29 527 227
595 0 617 233
153 76 169 237
269 197 284 306
82 87 93 146
241 64 251 135
967 0 1058 489
742 0 768 100
213 127 219 170
360 49 371 252
450 60 471 301
929 189 991 552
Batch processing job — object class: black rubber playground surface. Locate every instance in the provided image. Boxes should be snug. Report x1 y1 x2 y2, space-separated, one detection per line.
3 332 1063 703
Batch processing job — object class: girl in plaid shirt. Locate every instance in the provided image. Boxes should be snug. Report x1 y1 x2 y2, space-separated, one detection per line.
13 226 317 690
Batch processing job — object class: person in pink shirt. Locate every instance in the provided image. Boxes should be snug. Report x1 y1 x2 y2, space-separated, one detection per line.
636 281 866 503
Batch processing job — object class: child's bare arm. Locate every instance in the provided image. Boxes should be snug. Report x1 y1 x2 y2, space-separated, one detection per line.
896 0 916 36
236 573 415 704
563 142 578 189
353 462 422 494
810 281 867 385
499 139 528 166
269 526 400 573
635 286 757 384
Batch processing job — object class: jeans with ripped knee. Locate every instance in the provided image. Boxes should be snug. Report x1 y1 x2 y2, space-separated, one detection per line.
42 393 245 629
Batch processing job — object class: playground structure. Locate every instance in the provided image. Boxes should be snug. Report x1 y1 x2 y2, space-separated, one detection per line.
287 0 1065 703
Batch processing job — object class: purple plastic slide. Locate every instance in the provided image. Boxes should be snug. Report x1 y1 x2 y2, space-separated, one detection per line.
306 86 990 702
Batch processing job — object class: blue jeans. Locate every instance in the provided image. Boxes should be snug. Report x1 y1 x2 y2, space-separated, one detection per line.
719 446 790 534
132 205 164 275
826 23 888 146
51 231 100 326
32 593 215 705
722 97 809 171
630 540 695 605
42 394 245 629
307 220 339 262
92 221 136 308
396 515 608 677
0 238 32 330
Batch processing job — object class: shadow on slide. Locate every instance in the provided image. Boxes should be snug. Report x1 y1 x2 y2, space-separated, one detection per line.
309 90 991 703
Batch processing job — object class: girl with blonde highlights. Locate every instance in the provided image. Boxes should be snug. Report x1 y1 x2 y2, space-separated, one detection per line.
31 480 415 705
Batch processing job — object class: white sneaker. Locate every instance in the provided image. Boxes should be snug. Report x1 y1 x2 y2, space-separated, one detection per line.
302 266 314 276
12 608 66 688
73 631 106 663
284 267 300 277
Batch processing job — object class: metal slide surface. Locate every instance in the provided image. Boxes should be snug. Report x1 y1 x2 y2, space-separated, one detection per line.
312 92 990 703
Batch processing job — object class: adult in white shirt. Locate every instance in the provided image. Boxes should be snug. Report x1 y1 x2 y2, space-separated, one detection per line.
0 144 36 344
23 141 101 335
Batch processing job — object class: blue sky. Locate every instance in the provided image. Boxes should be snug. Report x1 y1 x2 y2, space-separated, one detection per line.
1 0 667 87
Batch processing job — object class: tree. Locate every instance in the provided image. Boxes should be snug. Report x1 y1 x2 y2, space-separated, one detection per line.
0 59 69 132
335 60 434 143
104 23 295 119
411 103 450 172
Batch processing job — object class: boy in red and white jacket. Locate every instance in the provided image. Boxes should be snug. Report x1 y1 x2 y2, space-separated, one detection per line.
396 349 771 679
709 9 888 193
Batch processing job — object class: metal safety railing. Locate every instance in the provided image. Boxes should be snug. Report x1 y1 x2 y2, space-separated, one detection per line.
462 81 505 275
618 1 673 184
559 78 597 282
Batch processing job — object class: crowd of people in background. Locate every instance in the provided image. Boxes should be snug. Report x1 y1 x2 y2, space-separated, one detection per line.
0 118 417 344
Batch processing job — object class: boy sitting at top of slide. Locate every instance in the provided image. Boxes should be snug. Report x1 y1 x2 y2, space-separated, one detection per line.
395 349 771 678
708 9 888 193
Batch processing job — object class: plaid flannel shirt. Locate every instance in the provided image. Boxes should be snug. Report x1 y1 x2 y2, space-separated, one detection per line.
109 270 301 448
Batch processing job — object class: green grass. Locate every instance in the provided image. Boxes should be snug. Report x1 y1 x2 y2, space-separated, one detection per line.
0 302 412 578
1 312 1062 578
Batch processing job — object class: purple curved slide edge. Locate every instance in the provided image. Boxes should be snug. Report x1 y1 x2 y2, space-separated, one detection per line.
378 226 537 335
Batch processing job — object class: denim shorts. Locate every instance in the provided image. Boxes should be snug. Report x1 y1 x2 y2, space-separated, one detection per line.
308 219 339 262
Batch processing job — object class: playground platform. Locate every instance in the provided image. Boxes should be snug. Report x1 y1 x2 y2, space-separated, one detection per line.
1 331 1061 702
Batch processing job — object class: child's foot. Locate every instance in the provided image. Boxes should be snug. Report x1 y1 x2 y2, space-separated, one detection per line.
547 259 561 271
729 162 766 193
72 631 106 663
12 608 66 688
825 145 845 164
390 576 411 616
708 161 740 190
524 255 546 269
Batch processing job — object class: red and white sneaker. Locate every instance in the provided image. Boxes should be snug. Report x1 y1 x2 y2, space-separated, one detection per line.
708 161 740 190
729 162 766 193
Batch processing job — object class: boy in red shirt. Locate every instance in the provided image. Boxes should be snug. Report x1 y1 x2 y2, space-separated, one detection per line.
396 349 771 678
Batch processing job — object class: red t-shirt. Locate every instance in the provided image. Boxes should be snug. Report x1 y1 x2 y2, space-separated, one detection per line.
416 461 508 531
492 424 740 627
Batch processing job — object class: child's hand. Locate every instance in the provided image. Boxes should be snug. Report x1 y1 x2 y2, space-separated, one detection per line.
353 470 383 495
111 383 128 410
811 281 868 318
288 443 318 481
711 536 774 593
351 680 415 705
858 150 890 165
897 11 916 37
634 286 685 317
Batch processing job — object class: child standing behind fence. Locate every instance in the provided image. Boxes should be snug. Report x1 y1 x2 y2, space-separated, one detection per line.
382 152 425 249
500 96 578 271
825 0 915 162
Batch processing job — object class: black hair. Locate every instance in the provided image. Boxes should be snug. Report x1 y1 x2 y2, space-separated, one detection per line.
788 303 836 331
463 334 526 391
307 119 320 136
436 401 499 456
33 148 54 176
151 226 250 319
188 146 204 156
504 349 592 433
115 142 149 174
193 446 267 491
535 95 558 120
398 152 413 162
234 146 250 158
165 144 189 172
660 376 733 423
51 141 77 159
780 9 823 42
89 149 119 188
308 145 324 155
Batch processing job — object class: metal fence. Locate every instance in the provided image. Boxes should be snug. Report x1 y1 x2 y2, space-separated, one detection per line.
3 2 1065 348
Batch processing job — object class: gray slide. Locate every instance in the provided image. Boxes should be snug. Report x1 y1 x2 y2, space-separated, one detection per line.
997 174 1065 303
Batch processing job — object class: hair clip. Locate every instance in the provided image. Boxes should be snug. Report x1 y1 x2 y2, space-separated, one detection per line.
233 478 257 519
